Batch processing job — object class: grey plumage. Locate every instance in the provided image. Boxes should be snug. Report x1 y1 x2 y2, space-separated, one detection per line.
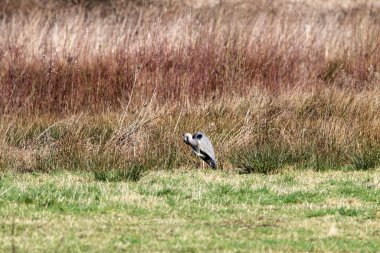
183 132 217 169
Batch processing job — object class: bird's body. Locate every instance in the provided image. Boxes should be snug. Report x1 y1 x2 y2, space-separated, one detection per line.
183 132 217 169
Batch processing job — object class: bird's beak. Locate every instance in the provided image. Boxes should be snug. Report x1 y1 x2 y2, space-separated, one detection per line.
182 134 189 144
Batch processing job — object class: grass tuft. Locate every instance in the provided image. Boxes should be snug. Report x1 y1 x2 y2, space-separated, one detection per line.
350 149 380 171
230 145 290 174
93 161 145 182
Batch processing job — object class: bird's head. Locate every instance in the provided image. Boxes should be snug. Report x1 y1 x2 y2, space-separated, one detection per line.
182 133 192 145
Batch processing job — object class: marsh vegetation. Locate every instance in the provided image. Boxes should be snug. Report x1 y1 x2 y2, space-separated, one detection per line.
0 0 380 251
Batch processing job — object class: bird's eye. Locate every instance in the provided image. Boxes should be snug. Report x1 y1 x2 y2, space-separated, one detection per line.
196 134 203 139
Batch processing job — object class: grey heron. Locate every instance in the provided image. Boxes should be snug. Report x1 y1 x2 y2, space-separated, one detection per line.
183 132 217 169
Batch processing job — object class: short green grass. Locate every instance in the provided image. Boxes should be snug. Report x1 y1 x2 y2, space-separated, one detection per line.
1 169 380 252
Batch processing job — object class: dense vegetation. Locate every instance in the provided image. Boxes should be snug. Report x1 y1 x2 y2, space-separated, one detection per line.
0 0 380 175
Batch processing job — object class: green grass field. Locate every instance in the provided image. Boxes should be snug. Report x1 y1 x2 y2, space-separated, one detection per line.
1 169 379 252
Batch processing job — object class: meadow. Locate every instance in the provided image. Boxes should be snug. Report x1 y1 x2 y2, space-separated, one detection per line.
1 170 380 252
0 0 380 252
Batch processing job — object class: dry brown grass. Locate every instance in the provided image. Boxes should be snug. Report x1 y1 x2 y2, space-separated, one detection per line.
1 0 380 114
0 0 379 174
1 87 379 174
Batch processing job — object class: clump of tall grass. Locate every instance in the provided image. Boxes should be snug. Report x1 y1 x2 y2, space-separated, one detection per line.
230 145 291 174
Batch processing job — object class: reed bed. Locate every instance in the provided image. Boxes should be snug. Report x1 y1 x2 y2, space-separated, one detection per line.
0 0 379 176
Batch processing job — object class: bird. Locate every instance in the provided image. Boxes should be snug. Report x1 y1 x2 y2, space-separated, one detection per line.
182 132 217 169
